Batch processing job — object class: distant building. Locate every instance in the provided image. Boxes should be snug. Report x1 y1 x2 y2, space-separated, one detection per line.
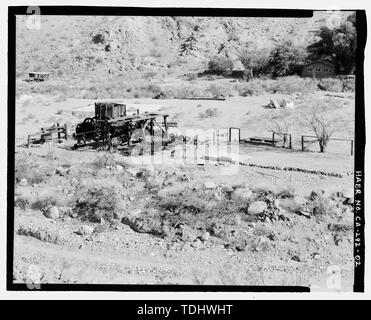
301 59 336 78
28 71 52 82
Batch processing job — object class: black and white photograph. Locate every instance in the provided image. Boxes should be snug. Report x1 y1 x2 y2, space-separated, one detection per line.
6 3 366 295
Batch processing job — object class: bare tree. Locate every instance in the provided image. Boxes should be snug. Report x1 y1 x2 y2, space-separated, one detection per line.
301 109 337 153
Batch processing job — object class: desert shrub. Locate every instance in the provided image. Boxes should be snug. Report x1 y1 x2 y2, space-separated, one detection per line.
153 184 245 229
92 33 105 44
14 195 29 210
174 85 205 99
199 107 219 118
143 71 157 80
15 157 45 185
341 78 355 92
208 56 234 74
91 153 118 170
207 84 232 98
56 109 63 115
185 73 198 81
73 180 126 222
31 194 59 211
268 77 317 94
312 194 336 216
318 78 343 92
279 198 304 213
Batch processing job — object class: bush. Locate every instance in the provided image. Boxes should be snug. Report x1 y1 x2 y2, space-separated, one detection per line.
319 78 355 92
73 180 126 222
31 194 59 211
199 107 219 118
208 56 234 74
312 194 336 216
91 153 117 170
318 79 343 92
207 84 232 98
15 195 29 210
15 157 45 185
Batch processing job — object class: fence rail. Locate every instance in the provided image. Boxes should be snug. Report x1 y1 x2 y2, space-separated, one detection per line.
301 135 354 155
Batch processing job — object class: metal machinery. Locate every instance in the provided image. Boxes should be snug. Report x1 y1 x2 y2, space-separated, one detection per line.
74 101 170 149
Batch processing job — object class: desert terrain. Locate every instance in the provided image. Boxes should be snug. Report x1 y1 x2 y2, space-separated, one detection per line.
12 13 355 290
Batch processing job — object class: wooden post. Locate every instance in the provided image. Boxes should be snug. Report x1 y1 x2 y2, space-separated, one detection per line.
150 119 154 155
64 123 68 140
289 134 292 149
57 122 61 140
301 136 304 151
351 140 354 156
27 135 31 148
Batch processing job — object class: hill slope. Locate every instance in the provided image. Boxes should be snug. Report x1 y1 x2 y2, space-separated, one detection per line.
16 12 352 78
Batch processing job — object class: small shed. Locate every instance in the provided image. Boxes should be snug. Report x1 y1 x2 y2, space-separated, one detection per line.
28 71 52 82
301 60 335 78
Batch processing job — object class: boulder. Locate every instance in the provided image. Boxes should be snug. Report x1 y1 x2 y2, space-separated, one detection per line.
77 225 94 236
19 178 28 186
56 167 67 176
342 188 353 199
180 225 197 242
200 231 210 242
231 187 253 202
293 196 307 206
248 201 267 215
203 181 217 189
251 236 270 252
191 239 202 248
43 206 59 219
127 167 140 177
115 165 124 172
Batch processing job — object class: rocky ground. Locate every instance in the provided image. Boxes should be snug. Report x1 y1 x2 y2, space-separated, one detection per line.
13 142 354 290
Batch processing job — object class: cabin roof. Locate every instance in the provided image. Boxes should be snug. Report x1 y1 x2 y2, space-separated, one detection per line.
29 71 52 75
304 59 335 67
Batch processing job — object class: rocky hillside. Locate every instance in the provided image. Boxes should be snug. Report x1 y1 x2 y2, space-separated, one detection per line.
16 12 352 78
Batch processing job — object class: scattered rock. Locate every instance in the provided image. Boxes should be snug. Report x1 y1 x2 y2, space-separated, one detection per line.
251 236 270 252
191 239 202 248
200 231 210 242
43 206 59 219
58 206 72 216
25 264 43 284
94 224 109 234
342 188 353 199
129 209 142 217
56 167 67 176
77 225 94 236
311 252 321 260
121 215 163 235
296 209 311 218
209 223 229 240
248 201 267 215
114 211 124 221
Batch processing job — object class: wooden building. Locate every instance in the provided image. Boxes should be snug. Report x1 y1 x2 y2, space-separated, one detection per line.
28 71 52 82
301 60 336 78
